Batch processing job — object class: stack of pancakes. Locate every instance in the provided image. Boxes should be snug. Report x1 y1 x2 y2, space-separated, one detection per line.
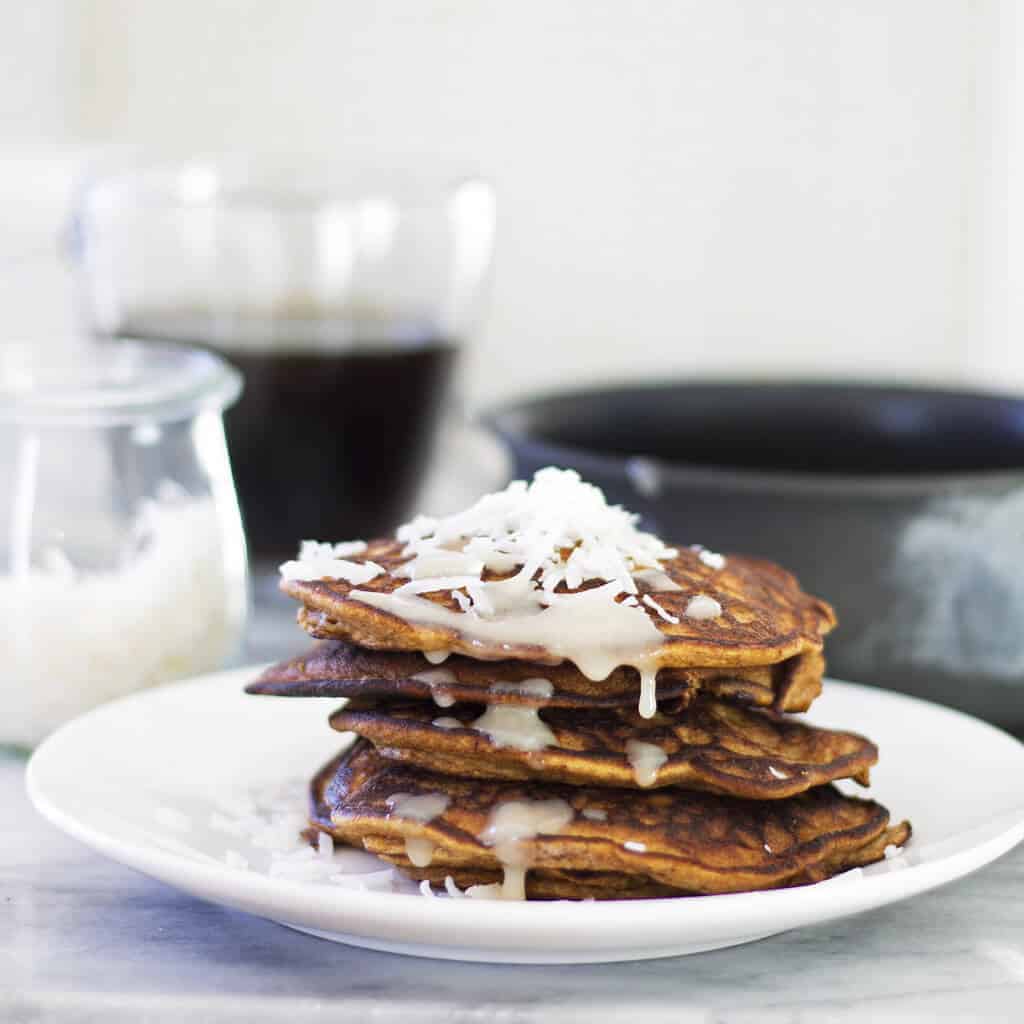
250 471 909 900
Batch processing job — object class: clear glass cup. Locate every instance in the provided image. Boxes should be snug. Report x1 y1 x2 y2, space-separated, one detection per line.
0 341 248 749
68 157 496 563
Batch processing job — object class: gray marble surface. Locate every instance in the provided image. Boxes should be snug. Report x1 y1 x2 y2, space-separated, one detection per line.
4 579 1024 1023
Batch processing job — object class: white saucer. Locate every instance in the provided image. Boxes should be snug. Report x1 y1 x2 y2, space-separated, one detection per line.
26 667 1024 963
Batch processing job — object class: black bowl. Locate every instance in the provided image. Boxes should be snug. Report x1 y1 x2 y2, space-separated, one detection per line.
485 380 1024 733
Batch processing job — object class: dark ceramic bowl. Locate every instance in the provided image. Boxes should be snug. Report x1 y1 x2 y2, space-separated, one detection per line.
485 381 1024 733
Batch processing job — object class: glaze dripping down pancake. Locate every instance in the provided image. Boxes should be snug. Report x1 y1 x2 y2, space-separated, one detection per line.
283 540 836 673
247 640 825 713
326 695 877 799
311 743 910 899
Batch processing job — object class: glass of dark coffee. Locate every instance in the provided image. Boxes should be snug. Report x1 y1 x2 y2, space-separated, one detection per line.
69 158 495 562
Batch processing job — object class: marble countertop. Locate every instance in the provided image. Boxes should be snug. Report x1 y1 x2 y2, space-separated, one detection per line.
4 577 1024 1022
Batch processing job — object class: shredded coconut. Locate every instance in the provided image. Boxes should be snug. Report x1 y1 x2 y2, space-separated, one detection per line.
280 540 383 583
167 778 413 891
691 544 727 570
444 875 467 898
642 594 680 625
396 468 677 602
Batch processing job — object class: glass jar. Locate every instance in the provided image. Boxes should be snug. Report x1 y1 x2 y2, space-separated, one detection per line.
0 341 247 749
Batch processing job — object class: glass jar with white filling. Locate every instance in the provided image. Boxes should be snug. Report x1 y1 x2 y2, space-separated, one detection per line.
0 340 248 749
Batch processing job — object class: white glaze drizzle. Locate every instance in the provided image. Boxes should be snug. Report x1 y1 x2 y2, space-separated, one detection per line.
423 650 451 665
625 740 668 787
356 469 686 718
404 837 435 867
581 807 608 822
470 704 556 751
351 581 665 718
478 798 574 901
412 667 458 707
432 716 462 729
638 666 659 719
386 792 450 822
489 677 555 699
305 469 740 720
412 668 457 685
623 841 647 853
466 881 504 900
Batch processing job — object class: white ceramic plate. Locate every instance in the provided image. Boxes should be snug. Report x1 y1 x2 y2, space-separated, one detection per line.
26 667 1024 964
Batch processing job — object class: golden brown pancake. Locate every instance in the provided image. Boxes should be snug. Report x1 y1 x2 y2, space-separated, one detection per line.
326 696 876 798
284 540 836 671
311 743 911 899
247 640 825 712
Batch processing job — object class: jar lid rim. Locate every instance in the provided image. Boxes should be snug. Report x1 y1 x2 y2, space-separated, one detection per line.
0 341 243 427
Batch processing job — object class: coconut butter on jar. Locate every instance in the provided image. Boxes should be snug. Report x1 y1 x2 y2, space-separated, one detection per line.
0 341 248 749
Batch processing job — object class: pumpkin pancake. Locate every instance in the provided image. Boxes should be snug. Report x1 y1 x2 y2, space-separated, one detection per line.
247 640 825 712
310 743 910 899
284 540 836 672
326 696 876 798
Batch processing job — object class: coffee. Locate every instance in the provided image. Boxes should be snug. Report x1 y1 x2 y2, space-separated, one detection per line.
113 315 458 561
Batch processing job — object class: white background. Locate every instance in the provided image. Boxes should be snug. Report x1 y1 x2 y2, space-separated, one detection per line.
0 1 1020 405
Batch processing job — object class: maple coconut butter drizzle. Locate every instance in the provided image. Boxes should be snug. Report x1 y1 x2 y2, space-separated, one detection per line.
287 469 726 719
